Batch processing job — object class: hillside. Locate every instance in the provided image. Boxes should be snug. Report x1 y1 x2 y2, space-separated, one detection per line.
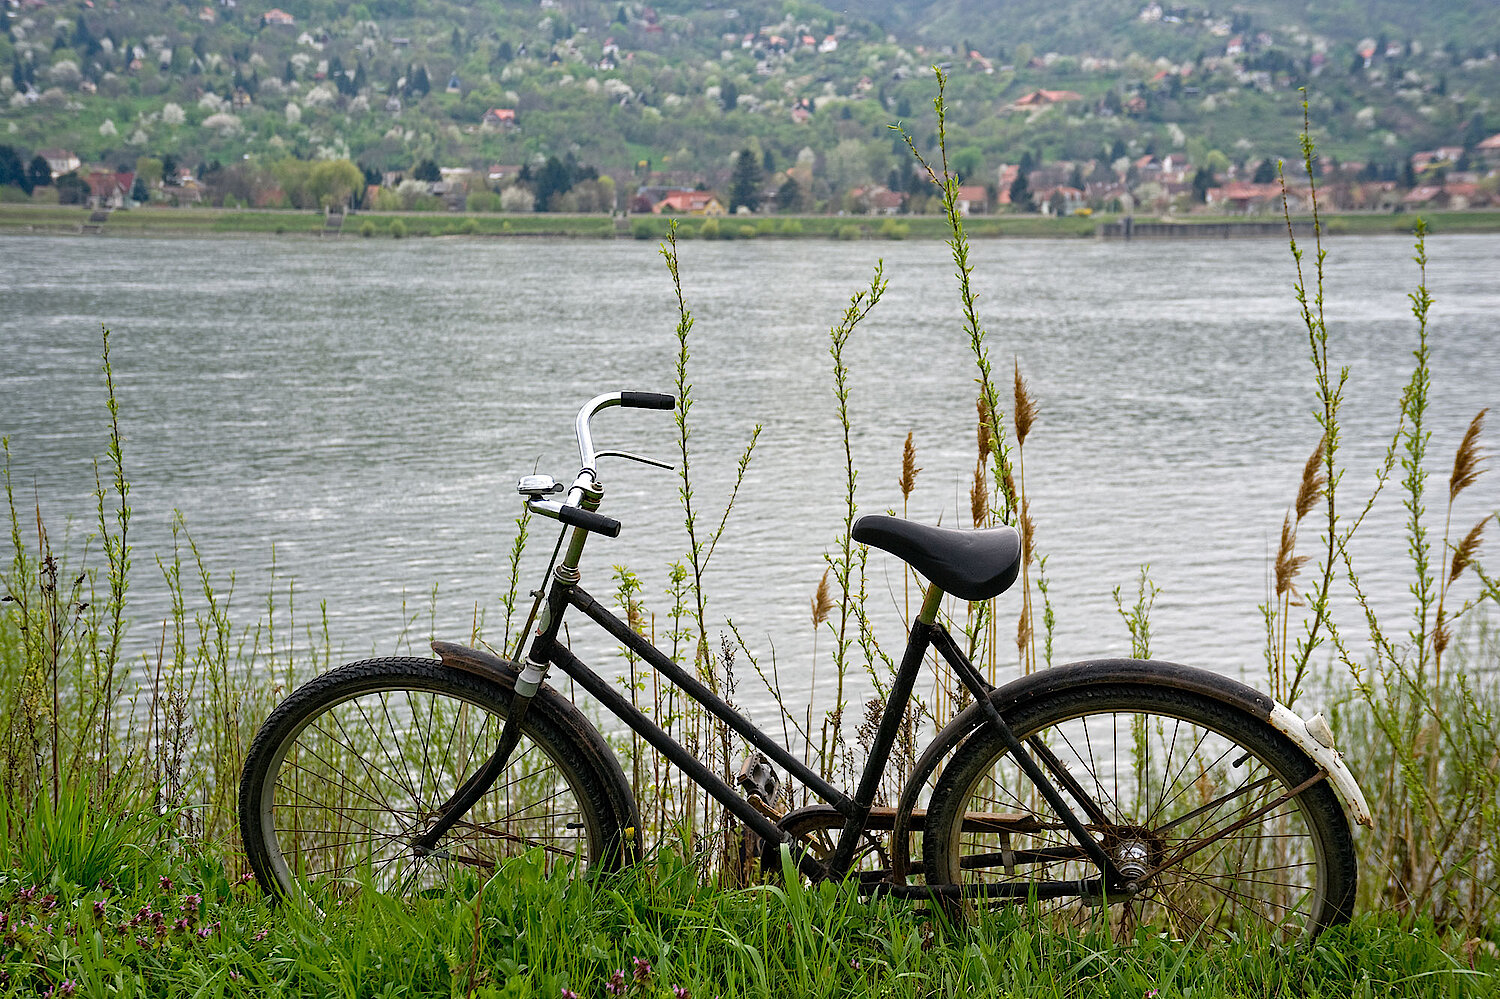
2 0 1496 212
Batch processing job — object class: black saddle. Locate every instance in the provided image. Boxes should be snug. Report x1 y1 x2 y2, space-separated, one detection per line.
852 515 1022 602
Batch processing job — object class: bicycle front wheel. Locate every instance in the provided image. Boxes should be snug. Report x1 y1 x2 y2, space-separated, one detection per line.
239 657 637 903
923 682 1357 943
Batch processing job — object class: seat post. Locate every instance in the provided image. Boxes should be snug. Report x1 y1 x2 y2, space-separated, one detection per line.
916 582 944 625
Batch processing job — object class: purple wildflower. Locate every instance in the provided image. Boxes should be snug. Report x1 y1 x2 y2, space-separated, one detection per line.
158 877 173 892
182 893 202 911
560 990 579 999
605 969 626 995
58 981 77 997
674 988 691 999
632 957 652 983
93 899 107 918
252 929 270 942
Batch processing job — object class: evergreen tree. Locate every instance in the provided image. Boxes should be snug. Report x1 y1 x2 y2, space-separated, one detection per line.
161 154 179 185
0 145 30 193
131 175 149 202
1008 170 1032 211
412 158 440 182
534 155 571 210
729 147 762 212
1253 157 1276 183
412 64 430 96
27 155 51 189
1191 166 1214 202
776 176 801 212
720 79 738 111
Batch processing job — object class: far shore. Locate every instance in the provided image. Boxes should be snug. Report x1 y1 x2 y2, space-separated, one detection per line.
3 202 1497 241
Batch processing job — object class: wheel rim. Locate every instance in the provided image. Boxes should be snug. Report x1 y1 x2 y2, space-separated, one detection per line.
941 707 1331 943
256 682 600 901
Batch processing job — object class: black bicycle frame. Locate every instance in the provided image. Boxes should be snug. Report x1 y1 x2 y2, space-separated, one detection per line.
524 573 1123 891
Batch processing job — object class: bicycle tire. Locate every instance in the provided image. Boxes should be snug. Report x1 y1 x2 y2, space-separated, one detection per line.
922 681 1357 943
239 657 638 903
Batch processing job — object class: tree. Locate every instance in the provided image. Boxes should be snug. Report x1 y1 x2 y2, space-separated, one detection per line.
131 175 149 202
411 64 430 96
0 145 31 194
26 155 51 189
1008 170 1032 211
308 159 365 209
952 145 984 182
729 147 762 212
161 154 179 186
720 79 738 112
776 176 801 212
412 158 440 182
1191 166 1214 202
56 171 89 205
1253 158 1276 183
534 155 571 210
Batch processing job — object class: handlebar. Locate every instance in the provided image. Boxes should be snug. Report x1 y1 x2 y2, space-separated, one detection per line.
574 391 677 472
521 391 676 537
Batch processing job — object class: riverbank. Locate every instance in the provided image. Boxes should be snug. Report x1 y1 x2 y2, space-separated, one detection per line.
3 202 1497 240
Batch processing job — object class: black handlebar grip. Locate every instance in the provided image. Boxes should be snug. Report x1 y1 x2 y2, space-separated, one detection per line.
557 504 622 538
619 392 676 410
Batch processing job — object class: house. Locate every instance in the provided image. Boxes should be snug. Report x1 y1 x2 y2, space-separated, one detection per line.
850 186 904 214
260 8 294 27
446 73 461 94
85 170 135 208
1403 185 1450 209
954 185 989 214
1476 133 1500 168
487 164 523 184
1211 181 1283 214
653 190 726 215
1033 185 1085 215
1008 89 1084 111
481 108 517 130
38 149 81 178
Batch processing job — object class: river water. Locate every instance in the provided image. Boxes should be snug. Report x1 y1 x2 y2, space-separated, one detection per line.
2 232 1497 725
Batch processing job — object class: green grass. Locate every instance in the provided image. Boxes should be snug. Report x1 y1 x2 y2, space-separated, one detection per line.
1 842 1495 998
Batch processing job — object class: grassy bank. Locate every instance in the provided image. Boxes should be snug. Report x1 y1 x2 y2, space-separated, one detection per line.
3 201 1498 240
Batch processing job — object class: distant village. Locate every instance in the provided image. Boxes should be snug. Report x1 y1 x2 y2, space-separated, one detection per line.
3 0 1499 217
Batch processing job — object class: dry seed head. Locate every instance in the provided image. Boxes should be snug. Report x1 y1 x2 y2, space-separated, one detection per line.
1450 408 1488 502
811 569 833 627
1013 360 1038 447
1295 437 1327 522
900 432 921 500
1434 615 1451 659
1449 518 1485 585
1002 469 1017 507
1274 513 1308 599
1016 605 1031 658
1019 497 1035 564
970 462 989 528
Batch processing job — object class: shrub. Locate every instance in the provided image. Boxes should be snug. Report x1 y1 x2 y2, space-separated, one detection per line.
836 224 862 240
459 218 478 235
359 220 376 237
390 219 407 239
675 223 697 238
698 218 721 239
738 224 757 239
755 219 775 235
778 219 803 235
879 219 910 240
631 218 657 239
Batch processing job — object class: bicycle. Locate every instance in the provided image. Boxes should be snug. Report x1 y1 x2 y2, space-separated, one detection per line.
239 391 1371 942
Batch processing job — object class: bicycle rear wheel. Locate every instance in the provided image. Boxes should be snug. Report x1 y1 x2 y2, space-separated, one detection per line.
923 682 1356 943
239 657 637 903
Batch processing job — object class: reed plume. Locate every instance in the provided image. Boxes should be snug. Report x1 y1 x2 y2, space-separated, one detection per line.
1449 519 1485 585
970 461 989 527
1274 513 1308 600
1019 497 1035 565
1450 408 1487 501
1295 436 1327 522
811 568 833 627
1013 360 1037 447
899 432 921 501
